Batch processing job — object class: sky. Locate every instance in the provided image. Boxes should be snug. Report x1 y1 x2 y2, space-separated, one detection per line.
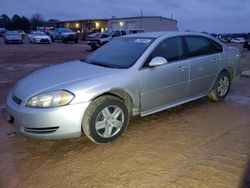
1 0 250 33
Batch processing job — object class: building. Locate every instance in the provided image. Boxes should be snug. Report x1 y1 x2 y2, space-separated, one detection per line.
53 16 177 33
108 16 177 32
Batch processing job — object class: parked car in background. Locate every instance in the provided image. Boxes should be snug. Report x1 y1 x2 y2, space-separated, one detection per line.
0 28 6 37
243 39 250 50
28 31 52 44
51 28 78 43
5 32 241 144
4 31 23 44
86 32 111 50
86 29 144 50
231 37 245 43
15 30 26 39
218 37 231 43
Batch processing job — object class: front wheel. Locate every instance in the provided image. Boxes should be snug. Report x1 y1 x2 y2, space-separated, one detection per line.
82 95 129 144
209 71 231 101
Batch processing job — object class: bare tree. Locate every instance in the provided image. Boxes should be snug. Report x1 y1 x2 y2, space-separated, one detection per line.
30 13 45 30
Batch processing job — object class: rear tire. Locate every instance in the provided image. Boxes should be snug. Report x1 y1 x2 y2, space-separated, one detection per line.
209 71 231 101
82 95 129 144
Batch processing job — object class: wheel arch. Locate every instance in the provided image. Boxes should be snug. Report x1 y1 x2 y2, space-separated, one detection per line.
91 88 134 116
221 67 234 80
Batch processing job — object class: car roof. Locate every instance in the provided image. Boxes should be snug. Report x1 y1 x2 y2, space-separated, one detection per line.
124 31 213 39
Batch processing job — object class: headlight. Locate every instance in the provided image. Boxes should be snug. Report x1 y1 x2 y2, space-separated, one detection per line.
26 90 74 108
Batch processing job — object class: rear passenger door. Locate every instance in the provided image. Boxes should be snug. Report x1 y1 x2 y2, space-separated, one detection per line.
184 36 223 97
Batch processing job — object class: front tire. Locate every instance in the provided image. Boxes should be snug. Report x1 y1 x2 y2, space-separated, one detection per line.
82 95 129 144
209 71 231 101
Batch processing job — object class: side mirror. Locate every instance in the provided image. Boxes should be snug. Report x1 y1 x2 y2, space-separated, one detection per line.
149 57 168 67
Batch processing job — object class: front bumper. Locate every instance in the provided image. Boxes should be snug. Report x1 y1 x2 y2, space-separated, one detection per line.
6 94 90 139
6 39 22 44
62 35 78 41
35 38 51 44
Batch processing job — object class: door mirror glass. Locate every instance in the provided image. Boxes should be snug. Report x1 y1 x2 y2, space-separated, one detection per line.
149 57 168 67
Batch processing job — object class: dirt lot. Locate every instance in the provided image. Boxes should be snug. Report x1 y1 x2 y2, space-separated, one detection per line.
0 39 249 188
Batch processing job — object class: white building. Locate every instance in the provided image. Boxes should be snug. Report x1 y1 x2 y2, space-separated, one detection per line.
108 16 178 32
56 16 178 34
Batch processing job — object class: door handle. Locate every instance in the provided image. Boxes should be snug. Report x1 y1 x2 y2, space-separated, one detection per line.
177 65 188 72
212 58 220 63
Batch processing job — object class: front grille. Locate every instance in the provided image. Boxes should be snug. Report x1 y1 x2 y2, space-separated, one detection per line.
12 95 22 105
40 39 49 42
24 126 59 134
68 34 76 38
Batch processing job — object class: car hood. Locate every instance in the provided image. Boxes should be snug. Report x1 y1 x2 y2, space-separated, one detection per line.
13 60 120 101
6 36 21 40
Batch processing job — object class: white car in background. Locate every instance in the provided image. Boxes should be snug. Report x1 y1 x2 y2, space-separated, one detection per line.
231 37 245 43
28 31 52 44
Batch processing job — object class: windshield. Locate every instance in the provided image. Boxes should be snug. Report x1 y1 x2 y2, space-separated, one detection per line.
85 37 154 69
34 32 46 36
6 32 20 36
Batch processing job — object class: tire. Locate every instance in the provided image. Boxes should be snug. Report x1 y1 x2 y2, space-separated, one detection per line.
74 39 78 43
82 95 129 144
209 71 231 101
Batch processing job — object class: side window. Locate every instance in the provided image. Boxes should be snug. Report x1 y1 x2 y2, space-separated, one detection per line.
101 34 109 38
112 31 121 38
208 39 223 53
185 36 223 58
121 30 126 36
144 37 184 67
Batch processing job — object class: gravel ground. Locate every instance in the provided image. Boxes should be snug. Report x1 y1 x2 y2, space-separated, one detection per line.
0 39 249 188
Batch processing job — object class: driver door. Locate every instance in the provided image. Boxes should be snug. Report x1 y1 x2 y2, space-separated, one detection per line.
139 37 190 114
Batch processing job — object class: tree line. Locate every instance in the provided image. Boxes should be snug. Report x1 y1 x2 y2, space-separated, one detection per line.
0 13 47 33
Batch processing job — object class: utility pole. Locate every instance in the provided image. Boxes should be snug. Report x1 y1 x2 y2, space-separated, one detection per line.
105 11 107 19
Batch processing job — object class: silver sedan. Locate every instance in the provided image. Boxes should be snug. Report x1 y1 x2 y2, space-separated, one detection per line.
5 32 241 144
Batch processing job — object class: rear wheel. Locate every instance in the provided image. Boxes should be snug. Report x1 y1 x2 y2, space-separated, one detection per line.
209 71 231 101
82 95 129 144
